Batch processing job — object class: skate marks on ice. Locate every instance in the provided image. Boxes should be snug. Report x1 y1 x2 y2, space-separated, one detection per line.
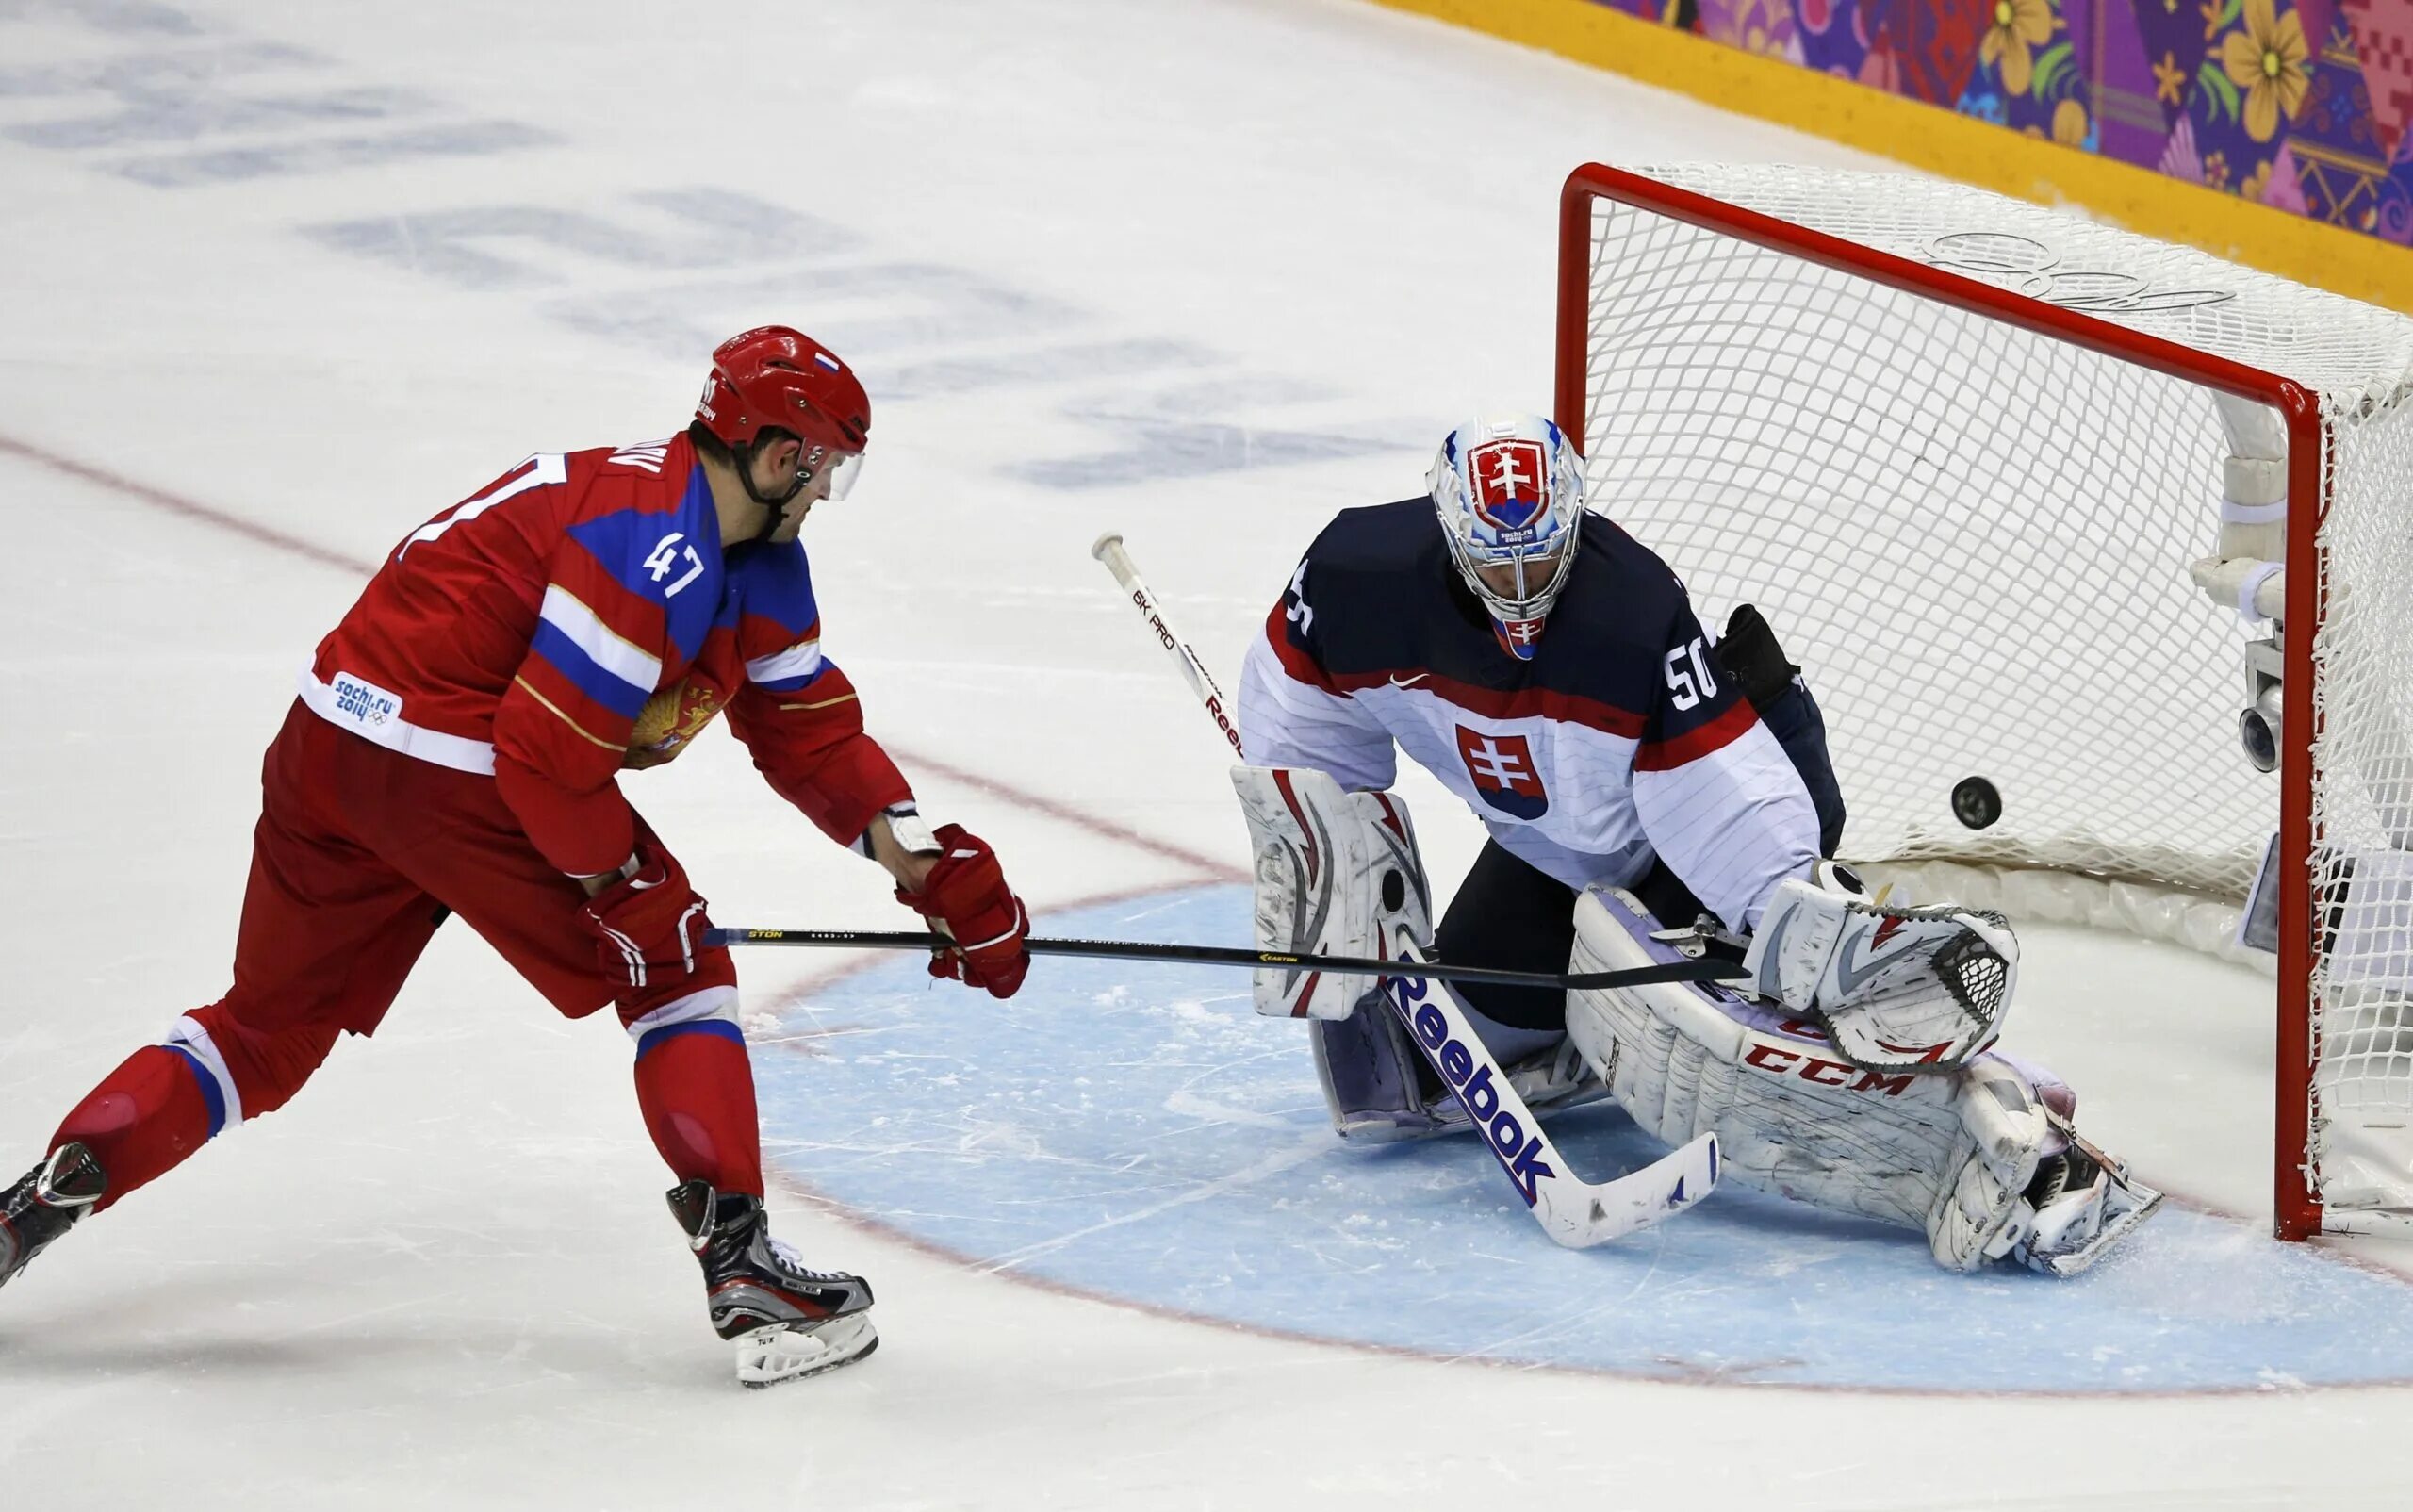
753 886 2413 1395
0 3 552 189
0 2 1418 491
297 189 1420 490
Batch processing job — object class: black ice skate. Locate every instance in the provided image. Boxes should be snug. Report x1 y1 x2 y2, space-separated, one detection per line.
667 1179 877 1388
0 1142 106 1291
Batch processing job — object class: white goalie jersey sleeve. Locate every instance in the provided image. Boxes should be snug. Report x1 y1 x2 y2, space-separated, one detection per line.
1626 603 1821 931
1238 619 1397 793
1631 715 1820 931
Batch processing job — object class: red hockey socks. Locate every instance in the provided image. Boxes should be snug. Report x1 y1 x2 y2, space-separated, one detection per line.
52 1008 341 1212
53 1045 211 1212
632 1020 764 1198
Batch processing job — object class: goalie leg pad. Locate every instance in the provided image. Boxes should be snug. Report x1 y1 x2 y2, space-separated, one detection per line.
1742 861 2018 1073
1568 888 2159 1274
1311 995 1443 1142
1232 765 1432 1021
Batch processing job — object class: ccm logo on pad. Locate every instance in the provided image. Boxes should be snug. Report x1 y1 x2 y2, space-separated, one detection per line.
1741 1043 1916 1097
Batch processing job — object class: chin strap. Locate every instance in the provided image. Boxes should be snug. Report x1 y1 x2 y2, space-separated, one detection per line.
732 437 806 508
730 436 810 544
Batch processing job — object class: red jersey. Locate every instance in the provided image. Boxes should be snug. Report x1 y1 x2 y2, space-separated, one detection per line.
304 435 909 876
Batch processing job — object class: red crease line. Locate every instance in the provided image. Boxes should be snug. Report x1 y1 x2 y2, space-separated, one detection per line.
0 433 368 576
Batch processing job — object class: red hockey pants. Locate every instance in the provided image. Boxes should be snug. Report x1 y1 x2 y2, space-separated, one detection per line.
53 701 758 1208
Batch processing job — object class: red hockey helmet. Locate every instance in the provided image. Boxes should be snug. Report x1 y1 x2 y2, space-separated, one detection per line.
696 325 870 475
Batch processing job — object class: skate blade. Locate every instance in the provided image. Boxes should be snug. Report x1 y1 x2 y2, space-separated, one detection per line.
734 1312 878 1389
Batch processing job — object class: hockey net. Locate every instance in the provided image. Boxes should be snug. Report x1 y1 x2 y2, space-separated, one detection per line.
1558 163 2413 1239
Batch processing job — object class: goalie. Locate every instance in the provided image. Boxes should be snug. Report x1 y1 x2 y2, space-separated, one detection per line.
1233 414 2159 1275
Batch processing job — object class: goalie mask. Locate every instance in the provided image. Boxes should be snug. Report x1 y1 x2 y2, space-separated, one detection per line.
1428 415 1586 661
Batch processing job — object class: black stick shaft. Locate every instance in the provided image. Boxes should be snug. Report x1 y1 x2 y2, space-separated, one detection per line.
703 926 1742 993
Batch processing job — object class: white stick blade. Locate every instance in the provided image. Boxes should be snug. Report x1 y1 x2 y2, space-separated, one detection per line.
1539 1131 1721 1250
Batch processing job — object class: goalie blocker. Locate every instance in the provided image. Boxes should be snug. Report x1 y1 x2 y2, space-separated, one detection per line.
1234 765 1605 1141
1235 764 1716 1244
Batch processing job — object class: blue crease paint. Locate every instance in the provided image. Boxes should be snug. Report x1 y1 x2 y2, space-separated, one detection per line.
755 885 2413 1394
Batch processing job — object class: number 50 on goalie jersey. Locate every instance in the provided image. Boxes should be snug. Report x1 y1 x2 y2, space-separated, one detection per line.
1235 497 1821 932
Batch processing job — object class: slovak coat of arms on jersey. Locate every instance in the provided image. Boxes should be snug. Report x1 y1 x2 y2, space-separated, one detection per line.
1453 725 1549 819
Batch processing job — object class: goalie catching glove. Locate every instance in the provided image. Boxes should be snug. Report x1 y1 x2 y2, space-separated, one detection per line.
1743 861 2017 1074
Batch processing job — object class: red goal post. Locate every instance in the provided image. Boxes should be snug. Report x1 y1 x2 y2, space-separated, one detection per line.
1552 162 2413 1241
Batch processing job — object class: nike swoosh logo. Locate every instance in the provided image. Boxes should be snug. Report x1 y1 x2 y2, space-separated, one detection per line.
1388 673 1429 688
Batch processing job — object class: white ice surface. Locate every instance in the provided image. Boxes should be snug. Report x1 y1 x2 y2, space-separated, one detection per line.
0 0 2405 1506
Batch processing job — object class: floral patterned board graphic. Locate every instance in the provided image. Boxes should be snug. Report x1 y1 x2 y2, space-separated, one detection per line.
1586 0 2413 249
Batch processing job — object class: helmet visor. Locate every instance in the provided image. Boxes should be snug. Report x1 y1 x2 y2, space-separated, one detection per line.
824 448 865 501
789 443 865 501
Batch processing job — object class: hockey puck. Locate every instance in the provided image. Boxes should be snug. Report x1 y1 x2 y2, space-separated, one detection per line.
1951 776 2002 830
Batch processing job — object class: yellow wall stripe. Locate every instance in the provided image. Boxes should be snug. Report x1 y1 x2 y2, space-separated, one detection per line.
1360 0 2413 314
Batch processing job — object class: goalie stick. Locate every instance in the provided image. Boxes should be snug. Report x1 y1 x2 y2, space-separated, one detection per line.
705 926 1745 994
1092 532 1243 757
1086 532 1721 1248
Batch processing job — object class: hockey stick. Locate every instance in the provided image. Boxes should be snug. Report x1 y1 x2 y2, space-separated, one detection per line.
704 926 1745 994
1092 532 1243 757
1086 534 1720 1248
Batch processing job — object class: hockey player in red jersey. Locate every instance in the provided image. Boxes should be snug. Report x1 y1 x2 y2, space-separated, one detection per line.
0 326 1030 1386
1234 413 2160 1275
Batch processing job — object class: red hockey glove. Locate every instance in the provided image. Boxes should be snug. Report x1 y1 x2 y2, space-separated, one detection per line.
895 824 1030 999
581 844 715 996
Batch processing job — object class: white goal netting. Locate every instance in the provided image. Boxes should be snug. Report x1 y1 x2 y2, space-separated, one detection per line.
1568 164 2413 1234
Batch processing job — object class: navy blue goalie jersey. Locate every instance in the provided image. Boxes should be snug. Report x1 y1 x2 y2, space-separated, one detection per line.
1237 497 1819 930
